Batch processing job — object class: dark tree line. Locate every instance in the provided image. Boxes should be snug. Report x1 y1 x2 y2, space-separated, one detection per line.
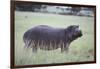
15 4 42 12
15 4 94 16
71 7 81 15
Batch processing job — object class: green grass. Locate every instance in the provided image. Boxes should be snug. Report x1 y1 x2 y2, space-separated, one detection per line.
15 11 95 65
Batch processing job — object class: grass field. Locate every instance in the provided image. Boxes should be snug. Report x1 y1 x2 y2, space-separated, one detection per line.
15 11 95 66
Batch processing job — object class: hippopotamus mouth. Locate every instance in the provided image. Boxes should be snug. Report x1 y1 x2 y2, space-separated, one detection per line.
79 30 82 37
